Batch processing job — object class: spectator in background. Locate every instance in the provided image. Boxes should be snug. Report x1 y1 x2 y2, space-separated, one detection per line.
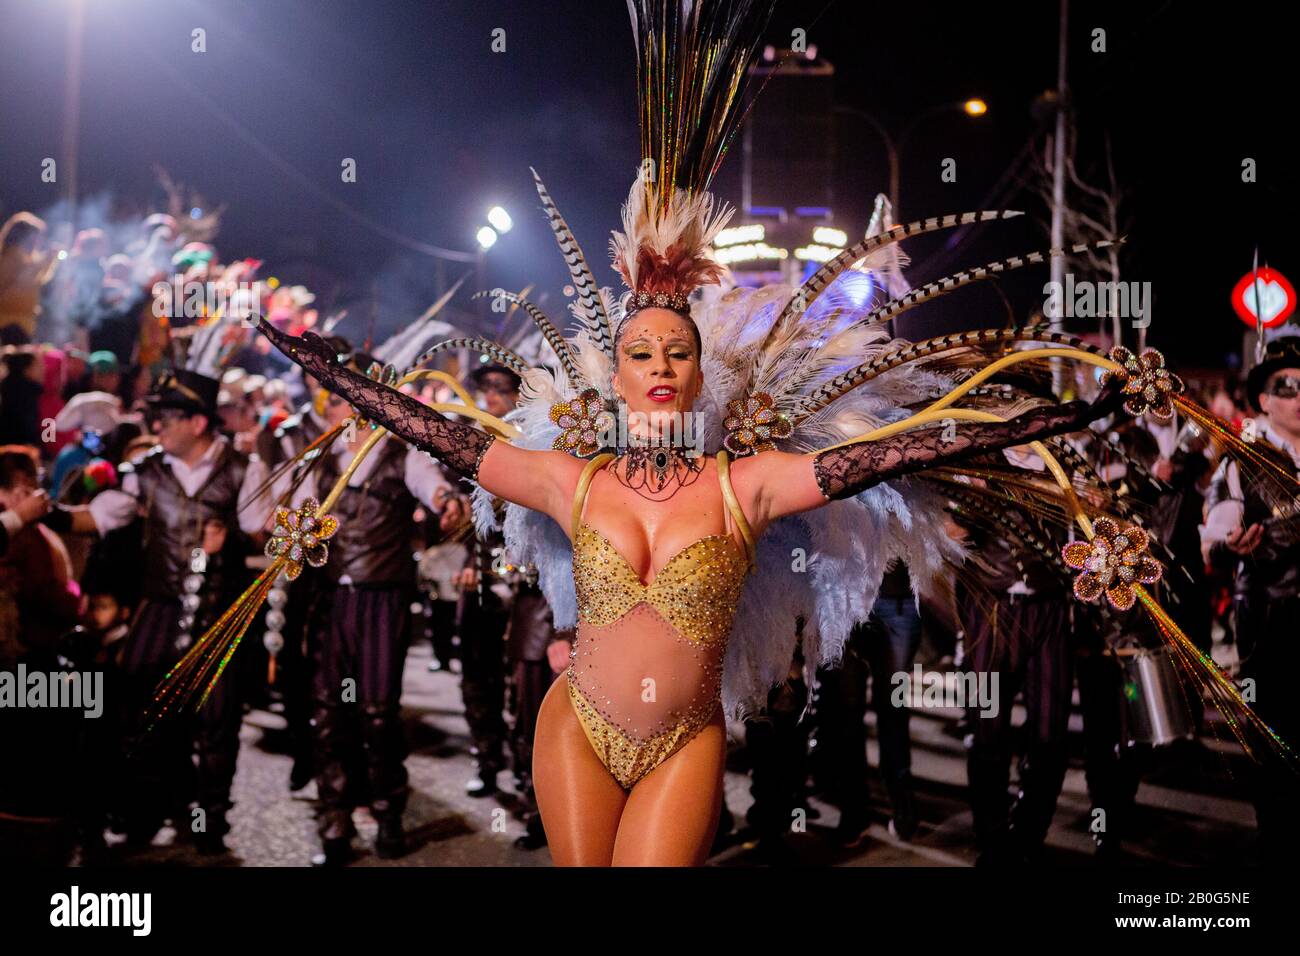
86 350 123 397
0 213 58 338
1201 338 1300 865
50 390 124 499
0 446 80 662
0 328 45 447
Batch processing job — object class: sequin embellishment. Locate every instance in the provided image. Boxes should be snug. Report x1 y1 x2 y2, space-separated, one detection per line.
566 515 751 789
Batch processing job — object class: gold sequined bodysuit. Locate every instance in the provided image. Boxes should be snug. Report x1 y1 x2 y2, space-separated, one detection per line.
567 451 756 789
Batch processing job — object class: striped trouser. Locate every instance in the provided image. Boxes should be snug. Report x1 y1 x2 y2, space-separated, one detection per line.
959 588 1071 854
311 585 413 837
118 598 242 832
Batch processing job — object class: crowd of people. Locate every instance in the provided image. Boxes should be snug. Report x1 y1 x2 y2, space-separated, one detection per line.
1 203 1297 867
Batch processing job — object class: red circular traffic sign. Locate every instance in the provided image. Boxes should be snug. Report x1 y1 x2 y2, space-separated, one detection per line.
1232 267 1296 329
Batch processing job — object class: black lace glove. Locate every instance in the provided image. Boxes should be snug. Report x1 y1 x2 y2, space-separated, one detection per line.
258 320 496 482
812 377 1128 500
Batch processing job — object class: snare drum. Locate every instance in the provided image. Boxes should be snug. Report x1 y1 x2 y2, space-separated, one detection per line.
1121 646 1196 748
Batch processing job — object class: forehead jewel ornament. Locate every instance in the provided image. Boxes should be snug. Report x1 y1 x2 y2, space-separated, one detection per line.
626 290 693 316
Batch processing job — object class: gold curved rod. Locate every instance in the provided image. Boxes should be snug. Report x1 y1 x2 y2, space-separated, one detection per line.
816 346 1119 454
828 401 1284 762
399 368 478 409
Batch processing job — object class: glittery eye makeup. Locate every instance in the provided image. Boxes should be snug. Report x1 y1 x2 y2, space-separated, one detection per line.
623 334 694 361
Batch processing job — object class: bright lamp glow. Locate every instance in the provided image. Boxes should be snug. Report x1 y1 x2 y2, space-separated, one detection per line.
714 242 788 265
795 244 843 263
812 226 847 247
476 226 498 250
963 98 987 116
715 224 765 247
487 206 513 233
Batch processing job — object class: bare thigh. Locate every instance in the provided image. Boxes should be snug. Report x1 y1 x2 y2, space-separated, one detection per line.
610 707 727 867
532 675 628 866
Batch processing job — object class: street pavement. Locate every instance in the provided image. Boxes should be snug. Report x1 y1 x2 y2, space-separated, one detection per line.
106 642 1260 868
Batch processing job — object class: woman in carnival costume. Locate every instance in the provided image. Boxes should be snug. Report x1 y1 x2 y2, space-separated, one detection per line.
245 1 1291 865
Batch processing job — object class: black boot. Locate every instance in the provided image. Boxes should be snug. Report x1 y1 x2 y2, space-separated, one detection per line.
311 836 354 867
514 811 548 851
886 774 918 842
313 698 362 842
289 754 314 792
375 818 408 859
465 756 501 797
1009 748 1067 865
361 703 410 856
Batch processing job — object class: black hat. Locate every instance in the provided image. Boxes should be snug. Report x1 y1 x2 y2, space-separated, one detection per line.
1246 336 1300 412
145 368 221 418
470 362 522 392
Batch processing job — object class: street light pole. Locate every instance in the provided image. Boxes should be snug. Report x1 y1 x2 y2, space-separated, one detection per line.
1049 0 1069 335
1049 0 1070 393
835 100 987 221
834 106 900 214
61 0 86 233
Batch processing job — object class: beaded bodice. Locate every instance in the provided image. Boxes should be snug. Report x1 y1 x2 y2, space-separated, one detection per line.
572 520 749 644
564 452 755 788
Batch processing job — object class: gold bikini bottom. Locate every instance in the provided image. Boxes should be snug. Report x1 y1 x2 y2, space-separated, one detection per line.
567 676 720 790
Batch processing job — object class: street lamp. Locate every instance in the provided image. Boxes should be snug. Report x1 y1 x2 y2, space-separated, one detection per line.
475 226 498 250
487 206 513 234
835 98 990 219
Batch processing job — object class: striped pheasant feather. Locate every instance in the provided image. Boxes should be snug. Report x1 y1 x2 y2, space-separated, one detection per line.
795 249 1117 420
409 336 532 378
762 210 1024 351
471 290 583 388
530 168 614 359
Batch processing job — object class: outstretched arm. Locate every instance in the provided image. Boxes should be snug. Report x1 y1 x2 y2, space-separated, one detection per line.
258 320 582 523
734 381 1127 528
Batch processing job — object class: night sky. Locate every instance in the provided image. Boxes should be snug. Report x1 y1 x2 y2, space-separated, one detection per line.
1 0 1294 369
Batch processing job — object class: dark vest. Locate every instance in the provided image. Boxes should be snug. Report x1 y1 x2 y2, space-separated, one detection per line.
317 439 417 587
255 403 326 468
129 441 250 600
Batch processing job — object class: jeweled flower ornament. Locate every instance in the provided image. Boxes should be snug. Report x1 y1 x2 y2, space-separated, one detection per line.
1103 346 1184 422
1061 517 1163 611
723 391 792 456
266 498 339 580
550 387 614 457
